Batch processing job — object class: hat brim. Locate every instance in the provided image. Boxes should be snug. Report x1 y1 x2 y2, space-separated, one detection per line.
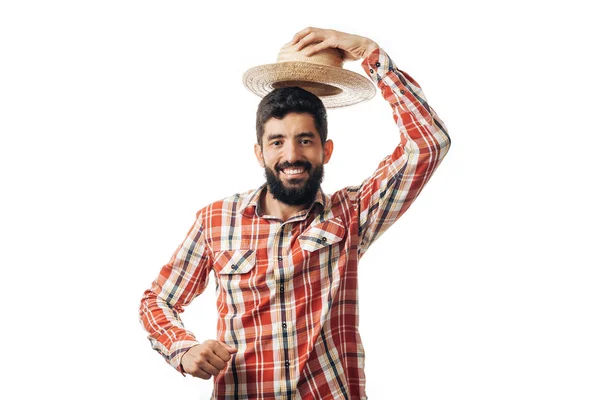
242 62 376 109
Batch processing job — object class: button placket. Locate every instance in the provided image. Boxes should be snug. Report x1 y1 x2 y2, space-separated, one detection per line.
276 252 285 293
275 223 295 378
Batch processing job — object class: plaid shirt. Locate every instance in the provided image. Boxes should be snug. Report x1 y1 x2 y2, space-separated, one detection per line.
139 48 451 399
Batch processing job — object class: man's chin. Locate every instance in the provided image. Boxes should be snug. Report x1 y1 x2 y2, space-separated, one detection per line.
282 178 306 186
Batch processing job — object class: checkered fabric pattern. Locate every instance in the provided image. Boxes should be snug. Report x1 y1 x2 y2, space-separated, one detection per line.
139 47 451 399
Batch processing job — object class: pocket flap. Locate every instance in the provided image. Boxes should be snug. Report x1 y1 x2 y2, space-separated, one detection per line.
215 249 256 275
299 217 346 252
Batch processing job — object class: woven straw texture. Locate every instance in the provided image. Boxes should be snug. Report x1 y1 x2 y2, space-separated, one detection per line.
243 43 375 108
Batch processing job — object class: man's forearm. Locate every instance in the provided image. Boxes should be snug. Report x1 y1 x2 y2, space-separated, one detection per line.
139 288 201 372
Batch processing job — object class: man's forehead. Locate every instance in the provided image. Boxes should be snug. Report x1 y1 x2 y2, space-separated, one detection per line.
263 113 318 136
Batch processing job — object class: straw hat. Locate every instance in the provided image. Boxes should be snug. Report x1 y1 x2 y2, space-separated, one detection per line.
242 42 376 108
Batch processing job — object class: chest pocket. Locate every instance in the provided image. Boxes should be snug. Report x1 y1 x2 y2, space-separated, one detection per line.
214 249 256 275
299 217 346 252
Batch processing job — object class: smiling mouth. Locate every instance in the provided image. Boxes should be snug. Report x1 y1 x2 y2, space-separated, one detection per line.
281 168 307 176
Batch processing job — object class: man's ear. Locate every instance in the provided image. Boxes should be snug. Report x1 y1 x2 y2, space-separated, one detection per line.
254 143 265 167
323 139 334 164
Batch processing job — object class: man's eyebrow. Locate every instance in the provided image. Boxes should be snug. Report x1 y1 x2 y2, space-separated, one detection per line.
296 132 317 139
265 132 317 141
266 133 284 141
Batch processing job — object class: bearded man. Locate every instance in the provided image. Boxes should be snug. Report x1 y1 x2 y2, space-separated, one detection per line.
140 26 451 399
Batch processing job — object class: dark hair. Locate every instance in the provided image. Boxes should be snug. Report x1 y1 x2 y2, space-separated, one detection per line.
256 86 328 146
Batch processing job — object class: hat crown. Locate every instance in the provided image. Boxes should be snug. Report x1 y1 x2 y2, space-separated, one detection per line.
276 43 345 68
242 40 375 108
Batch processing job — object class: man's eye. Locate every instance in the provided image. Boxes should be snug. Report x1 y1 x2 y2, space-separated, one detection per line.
301 139 312 145
271 141 282 146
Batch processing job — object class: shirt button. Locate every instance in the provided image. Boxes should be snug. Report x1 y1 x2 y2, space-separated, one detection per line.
282 322 287 329
231 264 237 270
321 236 327 243
369 68 374 73
277 256 283 261
400 89 405 94
375 62 381 67
285 360 290 368
280 285 284 292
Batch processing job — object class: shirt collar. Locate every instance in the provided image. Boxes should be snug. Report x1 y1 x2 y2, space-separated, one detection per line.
240 184 331 218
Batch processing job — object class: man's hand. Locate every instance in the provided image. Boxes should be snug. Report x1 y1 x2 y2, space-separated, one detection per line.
181 340 238 379
290 27 379 61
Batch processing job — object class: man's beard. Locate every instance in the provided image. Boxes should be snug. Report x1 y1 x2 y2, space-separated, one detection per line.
264 160 324 206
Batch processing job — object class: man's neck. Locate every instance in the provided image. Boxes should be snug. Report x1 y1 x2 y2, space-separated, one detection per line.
260 189 309 222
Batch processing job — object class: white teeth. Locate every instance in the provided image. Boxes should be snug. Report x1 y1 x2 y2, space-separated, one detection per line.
283 168 305 175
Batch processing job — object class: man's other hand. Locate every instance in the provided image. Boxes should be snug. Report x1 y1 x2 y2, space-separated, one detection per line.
181 340 238 379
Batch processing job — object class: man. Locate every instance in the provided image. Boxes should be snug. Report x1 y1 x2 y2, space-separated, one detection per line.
139 27 451 399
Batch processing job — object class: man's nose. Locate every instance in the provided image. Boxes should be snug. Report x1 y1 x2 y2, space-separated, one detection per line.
282 142 301 163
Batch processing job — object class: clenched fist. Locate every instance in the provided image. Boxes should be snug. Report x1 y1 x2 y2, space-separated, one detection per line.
181 340 238 379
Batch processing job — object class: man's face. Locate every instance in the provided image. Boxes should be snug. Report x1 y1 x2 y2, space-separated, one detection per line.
254 112 333 206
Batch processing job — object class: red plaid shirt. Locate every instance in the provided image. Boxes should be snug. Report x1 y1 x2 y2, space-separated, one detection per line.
139 48 451 399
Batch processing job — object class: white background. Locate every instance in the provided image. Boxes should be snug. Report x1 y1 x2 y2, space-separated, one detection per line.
1 1 598 399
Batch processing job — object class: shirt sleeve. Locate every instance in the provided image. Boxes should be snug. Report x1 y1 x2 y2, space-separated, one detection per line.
353 47 451 255
138 213 213 374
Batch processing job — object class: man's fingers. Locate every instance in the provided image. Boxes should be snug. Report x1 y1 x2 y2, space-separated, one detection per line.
290 26 318 46
212 341 237 361
182 341 239 380
183 358 212 380
186 350 227 378
194 369 211 380
198 358 221 377
294 31 320 52
224 343 238 354
289 27 375 61
207 351 228 370
303 40 333 57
